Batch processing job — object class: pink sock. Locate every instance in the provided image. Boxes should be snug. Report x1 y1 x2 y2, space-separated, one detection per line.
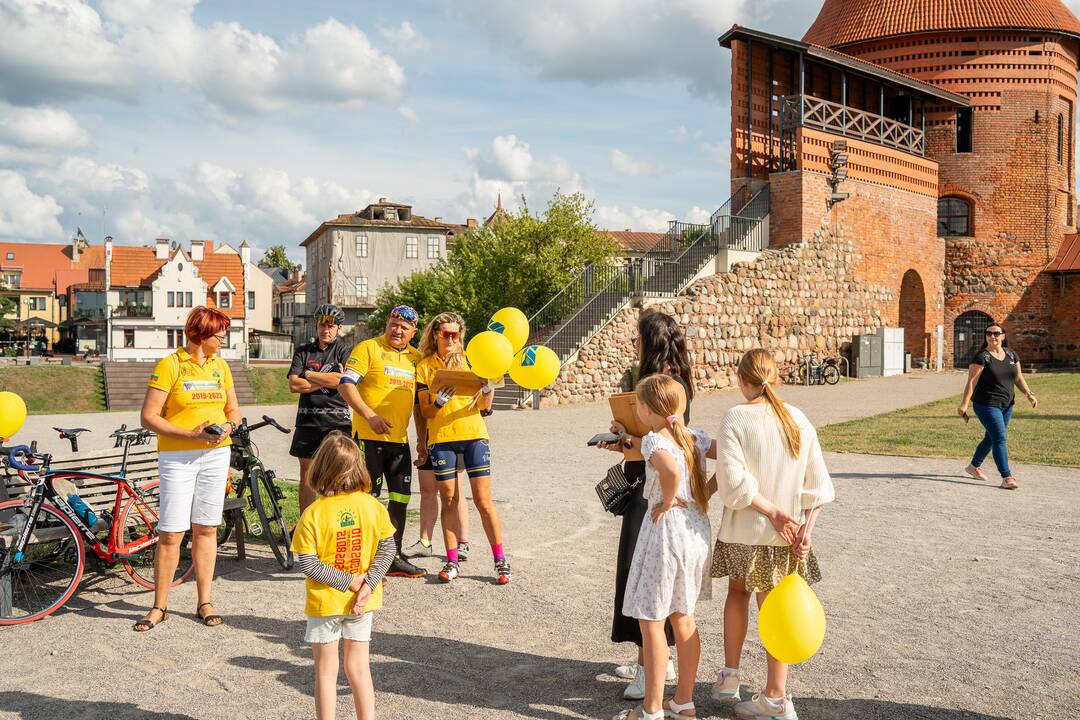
491 543 504 562
447 547 459 564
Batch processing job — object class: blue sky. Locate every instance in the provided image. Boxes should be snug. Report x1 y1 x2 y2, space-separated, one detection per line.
0 0 945 266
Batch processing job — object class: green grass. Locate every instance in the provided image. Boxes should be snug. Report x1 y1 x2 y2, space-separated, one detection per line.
247 366 294 405
0 366 106 414
818 373 1080 467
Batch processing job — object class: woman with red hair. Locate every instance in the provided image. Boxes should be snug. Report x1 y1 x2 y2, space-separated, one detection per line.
134 306 242 631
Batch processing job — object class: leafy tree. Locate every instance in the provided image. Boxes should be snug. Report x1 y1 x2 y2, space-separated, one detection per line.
371 191 618 337
260 245 299 275
0 285 15 328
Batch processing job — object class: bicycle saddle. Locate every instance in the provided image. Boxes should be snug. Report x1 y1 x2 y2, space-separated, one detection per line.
53 427 91 438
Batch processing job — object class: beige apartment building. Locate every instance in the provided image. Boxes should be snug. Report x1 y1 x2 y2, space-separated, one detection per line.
300 199 454 335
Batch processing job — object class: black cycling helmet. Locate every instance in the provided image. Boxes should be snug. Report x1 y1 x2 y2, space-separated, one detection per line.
312 303 345 325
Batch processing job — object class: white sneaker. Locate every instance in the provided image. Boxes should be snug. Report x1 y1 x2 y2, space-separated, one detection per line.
735 693 797 720
711 667 741 702
615 659 676 682
623 665 646 700
403 539 434 558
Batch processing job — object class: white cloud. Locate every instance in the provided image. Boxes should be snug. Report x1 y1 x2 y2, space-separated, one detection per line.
685 206 712 224
0 102 88 148
700 139 730 164
1 0 407 116
594 204 676 232
379 20 430 52
610 148 663 177
0 170 64 239
459 134 582 215
0 0 136 104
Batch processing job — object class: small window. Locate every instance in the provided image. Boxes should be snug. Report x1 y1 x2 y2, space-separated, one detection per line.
185 291 193 307
427 237 440 259
178 329 184 346
218 291 231 308
30 297 46 311
4 252 13 260
938 197 973 237
167 329 175 348
355 235 368 257
124 329 135 348
167 291 175 307
406 236 418 259
355 276 368 297
956 107 973 152
1058 113 1064 165
247 290 255 310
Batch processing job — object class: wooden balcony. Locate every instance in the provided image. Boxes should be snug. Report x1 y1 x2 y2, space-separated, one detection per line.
781 94 925 156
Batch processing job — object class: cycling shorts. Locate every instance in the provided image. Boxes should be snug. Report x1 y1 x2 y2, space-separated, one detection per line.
428 439 491 482
355 438 412 505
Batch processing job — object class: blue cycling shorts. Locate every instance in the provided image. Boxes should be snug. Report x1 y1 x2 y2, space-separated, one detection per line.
428 439 491 482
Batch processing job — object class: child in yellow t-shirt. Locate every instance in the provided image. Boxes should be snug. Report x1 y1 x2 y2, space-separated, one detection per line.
290 431 396 720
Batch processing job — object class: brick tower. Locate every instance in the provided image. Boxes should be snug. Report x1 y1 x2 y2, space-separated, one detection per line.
804 0 1080 364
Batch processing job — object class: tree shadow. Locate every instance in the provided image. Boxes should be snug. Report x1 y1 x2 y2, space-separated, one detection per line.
0 691 198 720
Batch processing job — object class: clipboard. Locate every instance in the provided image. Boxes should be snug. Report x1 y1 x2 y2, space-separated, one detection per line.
432 369 487 397
608 392 650 461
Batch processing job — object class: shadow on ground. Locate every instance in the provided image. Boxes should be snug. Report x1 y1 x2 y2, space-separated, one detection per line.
830 471 989 488
0 691 198 720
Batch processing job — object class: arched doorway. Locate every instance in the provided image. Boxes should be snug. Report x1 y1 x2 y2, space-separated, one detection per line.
953 311 994 367
899 269 928 364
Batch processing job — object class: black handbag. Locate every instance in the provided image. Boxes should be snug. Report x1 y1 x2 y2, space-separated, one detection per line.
595 463 642 516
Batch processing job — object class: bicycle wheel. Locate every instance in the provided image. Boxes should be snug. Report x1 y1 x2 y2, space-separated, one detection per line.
217 482 244 547
117 481 194 590
250 469 293 570
823 364 841 385
0 500 85 625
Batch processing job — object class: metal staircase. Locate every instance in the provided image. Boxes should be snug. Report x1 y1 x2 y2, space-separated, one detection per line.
498 184 771 408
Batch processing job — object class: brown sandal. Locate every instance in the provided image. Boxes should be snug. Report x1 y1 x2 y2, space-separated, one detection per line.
133 606 168 632
196 601 223 627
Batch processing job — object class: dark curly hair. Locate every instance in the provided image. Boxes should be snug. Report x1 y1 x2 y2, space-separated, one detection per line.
636 310 694 401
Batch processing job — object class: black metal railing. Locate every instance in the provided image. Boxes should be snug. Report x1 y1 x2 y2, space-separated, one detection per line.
111 304 153 318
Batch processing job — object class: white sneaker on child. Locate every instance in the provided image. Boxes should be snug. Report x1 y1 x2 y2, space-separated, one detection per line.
711 667 741 702
615 659 676 682
735 693 797 720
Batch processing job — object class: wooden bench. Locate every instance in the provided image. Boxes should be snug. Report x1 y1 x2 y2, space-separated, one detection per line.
1 447 246 560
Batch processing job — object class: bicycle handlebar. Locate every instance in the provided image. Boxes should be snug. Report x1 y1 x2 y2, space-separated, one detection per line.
3 445 38 472
241 415 292 435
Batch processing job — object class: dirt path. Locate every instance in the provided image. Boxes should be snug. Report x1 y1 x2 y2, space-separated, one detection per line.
5 371 1076 719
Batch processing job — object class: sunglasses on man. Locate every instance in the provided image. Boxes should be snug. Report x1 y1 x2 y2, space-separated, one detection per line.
316 315 341 326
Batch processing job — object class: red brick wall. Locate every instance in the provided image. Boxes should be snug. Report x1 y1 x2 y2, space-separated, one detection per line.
843 31 1080 362
1050 274 1080 363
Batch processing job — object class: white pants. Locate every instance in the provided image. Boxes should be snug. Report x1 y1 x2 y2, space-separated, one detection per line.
157 446 231 532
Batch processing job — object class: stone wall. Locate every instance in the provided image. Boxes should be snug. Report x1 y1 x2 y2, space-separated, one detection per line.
545 220 893 406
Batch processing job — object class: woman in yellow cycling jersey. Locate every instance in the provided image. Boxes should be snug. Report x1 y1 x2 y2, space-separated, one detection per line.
415 312 510 585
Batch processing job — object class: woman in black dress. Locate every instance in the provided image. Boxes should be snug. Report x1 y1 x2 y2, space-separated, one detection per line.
957 323 1037 490
596 310 695 700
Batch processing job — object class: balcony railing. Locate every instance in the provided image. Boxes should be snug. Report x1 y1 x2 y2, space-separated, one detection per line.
781 94 925 156
71 307 106 321
111 304 153 318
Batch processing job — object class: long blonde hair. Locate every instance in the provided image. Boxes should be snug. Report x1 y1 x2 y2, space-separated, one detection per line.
308 431 371 496
738 349 801 458
418 311 467 368
635 374 708 512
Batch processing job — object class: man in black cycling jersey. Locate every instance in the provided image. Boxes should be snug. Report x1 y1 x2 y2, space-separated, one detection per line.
288 304 353 512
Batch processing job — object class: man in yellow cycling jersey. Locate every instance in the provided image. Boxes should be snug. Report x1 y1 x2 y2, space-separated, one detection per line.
338 305 426 579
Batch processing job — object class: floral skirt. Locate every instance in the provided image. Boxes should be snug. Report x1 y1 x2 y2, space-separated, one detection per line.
710 541 822 593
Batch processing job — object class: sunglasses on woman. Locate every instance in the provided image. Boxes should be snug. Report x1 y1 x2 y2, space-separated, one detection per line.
985 330 1004 337
439 330 460 341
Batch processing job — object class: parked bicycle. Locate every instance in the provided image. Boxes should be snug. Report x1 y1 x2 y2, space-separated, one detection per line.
0 426 193 625
216 415 294 570
796 352 843 386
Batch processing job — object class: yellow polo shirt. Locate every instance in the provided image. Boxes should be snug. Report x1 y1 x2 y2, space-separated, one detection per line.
342 336 420 444
415 354 489 445
147 348 233 452
290 490 395 616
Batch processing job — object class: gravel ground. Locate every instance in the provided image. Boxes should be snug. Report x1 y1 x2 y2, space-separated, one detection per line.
3 371 1077 720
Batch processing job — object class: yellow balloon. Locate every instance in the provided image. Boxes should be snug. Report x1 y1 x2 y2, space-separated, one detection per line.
465 331 514 379
0 391 28 440
487 307 530 353
508 345 561 390
757 573 826 665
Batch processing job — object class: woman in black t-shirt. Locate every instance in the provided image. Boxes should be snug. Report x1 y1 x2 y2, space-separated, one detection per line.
957 323 1038 490
594 311 693 701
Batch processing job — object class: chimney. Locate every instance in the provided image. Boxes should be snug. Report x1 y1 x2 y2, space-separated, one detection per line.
378 197 388 204
104 236 113 290
240 239 251 267
205 240 215 254
190 240 204 261
466 218 477 229
434 217 443 223
155 237 169 260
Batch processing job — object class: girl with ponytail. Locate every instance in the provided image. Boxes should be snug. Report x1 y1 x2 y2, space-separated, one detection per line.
709 348 835 720
612 374 713 720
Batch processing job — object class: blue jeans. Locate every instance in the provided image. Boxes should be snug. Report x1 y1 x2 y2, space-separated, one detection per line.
971 403 1013 478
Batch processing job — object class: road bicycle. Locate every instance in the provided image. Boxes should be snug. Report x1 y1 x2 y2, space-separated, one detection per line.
0 426 193 625
216 415 294 570
796 352 843 386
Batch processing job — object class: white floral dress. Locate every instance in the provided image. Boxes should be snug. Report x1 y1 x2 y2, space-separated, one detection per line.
622 430 713 621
